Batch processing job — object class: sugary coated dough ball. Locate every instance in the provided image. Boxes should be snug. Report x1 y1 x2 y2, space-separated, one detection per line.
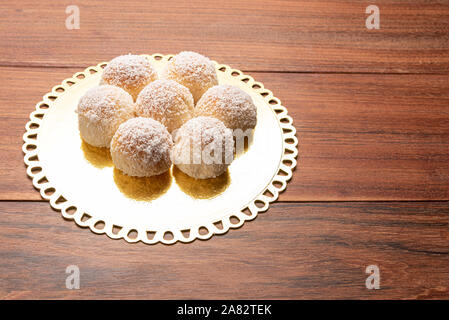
161 51 218 103
195 85 257 131
77 85 135 148
100 54 158 101
172 116 234 179
111 117 173 177
135 79 194 133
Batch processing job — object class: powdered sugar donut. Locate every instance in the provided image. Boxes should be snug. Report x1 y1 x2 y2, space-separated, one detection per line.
77 85 135 148
100 54 158 101
111 117 173 177
172 116 234 179
161 51 218 103
195 85 257 131
135 79 194 133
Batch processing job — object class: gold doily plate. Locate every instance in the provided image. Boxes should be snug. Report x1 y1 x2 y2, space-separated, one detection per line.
22 54 298 245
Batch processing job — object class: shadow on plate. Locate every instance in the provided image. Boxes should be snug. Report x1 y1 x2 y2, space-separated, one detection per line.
81 140 113 168
173 166 230 200
113 168 172 201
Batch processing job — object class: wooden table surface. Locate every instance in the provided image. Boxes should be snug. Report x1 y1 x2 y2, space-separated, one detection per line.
1 0 449 300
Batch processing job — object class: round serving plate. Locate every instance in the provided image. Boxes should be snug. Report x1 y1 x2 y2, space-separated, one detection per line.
22 54 298 245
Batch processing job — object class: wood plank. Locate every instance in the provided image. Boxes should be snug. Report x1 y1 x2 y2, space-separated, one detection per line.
0 1 448 73
1 201 449 299
2 68 449 201
270 72 449 201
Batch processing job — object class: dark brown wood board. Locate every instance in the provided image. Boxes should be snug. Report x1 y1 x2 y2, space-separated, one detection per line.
1 68 449 201
0 1 448 73
1 201 449 299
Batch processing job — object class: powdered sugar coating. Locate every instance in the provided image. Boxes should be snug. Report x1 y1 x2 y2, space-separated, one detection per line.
172 116 234 179
161 51 218 103
136 79 194 133
111 117 173 177
101 54 158 101
77 85 135 147
195 85 257 131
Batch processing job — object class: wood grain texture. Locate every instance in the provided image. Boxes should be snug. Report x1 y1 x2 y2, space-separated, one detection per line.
0 0 448 73
1 201 449 299
2 67 449 201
